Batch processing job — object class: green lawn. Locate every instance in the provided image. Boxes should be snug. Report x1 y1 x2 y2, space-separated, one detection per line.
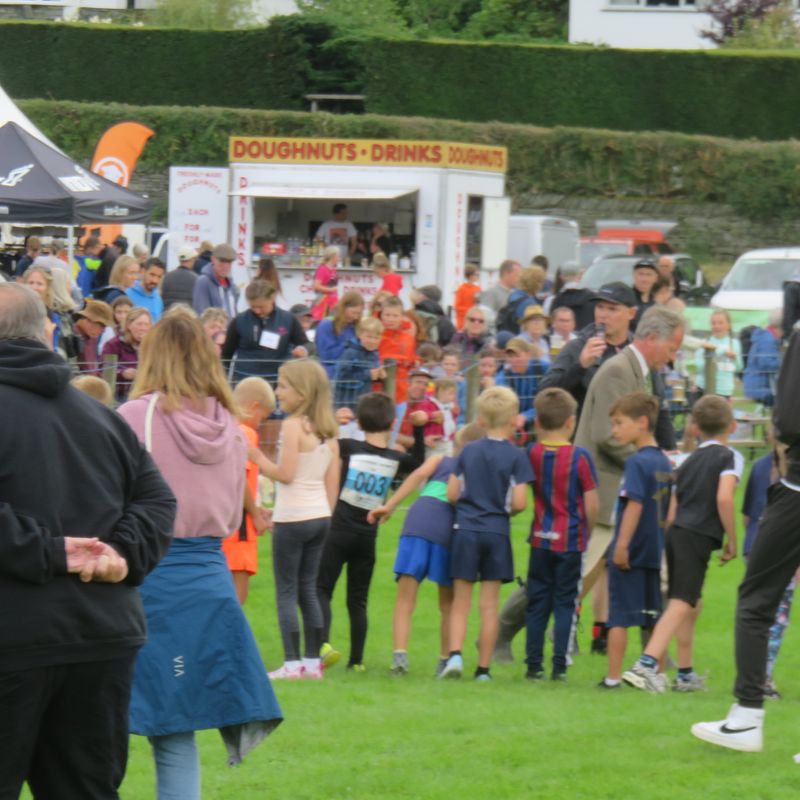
107 463 800 800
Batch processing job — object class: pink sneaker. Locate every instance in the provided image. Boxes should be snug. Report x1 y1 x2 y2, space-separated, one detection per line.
302 666 324 680
268 664 303 680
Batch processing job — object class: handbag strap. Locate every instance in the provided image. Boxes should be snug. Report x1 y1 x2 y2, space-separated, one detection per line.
144 392 159 454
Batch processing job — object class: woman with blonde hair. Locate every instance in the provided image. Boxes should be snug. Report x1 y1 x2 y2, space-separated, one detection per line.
248 359 340 680
101 306 152 401
118 314 282 799
311 245 340 322
93 254 140 304
315 290 365 378
22 266 63 351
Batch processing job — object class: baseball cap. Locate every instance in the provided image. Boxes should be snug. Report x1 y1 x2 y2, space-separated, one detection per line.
494 330 514 351
178 245 198 261
290 304 312 317
409 367 434 381
76 299 114 328
212 243 237 261
633 259 659 274
592 282 637 307
505 337 533 355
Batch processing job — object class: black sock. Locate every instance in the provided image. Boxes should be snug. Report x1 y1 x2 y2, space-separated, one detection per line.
449 650 462 658
475 666 490 677
678 666 693 677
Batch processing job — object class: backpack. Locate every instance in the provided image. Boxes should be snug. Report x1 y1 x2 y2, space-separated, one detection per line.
495 293 528 335
415 310 455 345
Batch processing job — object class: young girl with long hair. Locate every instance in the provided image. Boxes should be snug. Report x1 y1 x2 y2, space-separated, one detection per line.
249 359 341 679
118 315 282 799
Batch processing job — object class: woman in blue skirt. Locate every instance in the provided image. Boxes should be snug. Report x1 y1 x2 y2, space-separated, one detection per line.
118 312 282 799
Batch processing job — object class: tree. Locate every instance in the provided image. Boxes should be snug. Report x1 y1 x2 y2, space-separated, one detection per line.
721 0 800 48
146 0 255 29
700 0 782 45
295 0 408 34
463 0 568 40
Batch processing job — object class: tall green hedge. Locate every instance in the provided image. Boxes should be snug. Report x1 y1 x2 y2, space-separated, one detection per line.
18 99 800 221
4 21 800 140
0 17 360 109
359 37 800 141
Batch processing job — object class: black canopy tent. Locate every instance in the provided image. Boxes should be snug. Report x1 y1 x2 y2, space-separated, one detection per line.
0 121 151 225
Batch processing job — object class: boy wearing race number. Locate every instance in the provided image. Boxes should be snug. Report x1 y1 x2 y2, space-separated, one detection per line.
317 393 425 671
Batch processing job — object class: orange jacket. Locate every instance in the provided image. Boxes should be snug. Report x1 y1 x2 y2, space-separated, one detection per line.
454 281 481 330
378 326 417 402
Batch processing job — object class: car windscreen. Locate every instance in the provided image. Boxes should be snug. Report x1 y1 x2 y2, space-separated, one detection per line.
723 258 800 291
580 260 634 290
579 242 628 269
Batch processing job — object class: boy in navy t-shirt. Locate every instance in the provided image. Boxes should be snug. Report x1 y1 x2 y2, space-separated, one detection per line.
601 393 673 690
441 387 534 681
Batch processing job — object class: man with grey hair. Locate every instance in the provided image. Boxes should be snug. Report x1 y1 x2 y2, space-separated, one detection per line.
548 261 595 329
480 258 522 314
574 305 684 673
0 283 176 798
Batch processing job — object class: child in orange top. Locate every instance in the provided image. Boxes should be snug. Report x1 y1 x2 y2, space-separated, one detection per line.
222 377 275 604
378 295 417 402
454 263 481 330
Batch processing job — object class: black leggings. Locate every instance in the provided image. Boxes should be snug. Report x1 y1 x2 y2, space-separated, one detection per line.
272 517 329 661
317 526 377 666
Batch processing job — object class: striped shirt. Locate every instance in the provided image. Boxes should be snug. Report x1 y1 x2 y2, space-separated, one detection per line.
529 441 598 553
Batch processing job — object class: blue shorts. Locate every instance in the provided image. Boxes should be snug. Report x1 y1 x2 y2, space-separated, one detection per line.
450 529 514 583
607 565 662 629
394 536 452 587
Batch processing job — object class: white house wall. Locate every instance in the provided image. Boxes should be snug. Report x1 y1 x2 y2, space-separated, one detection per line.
569 0 715 49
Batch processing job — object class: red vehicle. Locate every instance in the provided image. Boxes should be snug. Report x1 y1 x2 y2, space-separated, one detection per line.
579 220 676 269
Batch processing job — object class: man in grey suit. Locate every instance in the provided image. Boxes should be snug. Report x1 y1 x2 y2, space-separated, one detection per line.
574 306 685 651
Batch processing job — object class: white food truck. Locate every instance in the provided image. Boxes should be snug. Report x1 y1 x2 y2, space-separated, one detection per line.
168 136 510 310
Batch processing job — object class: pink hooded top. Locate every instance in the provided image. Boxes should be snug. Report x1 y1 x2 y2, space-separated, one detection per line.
118 393 246 538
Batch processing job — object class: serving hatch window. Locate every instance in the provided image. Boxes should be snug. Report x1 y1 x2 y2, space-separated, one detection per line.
249 192 419 269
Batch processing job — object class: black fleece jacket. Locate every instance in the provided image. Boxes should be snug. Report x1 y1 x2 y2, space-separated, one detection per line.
0 339 176 671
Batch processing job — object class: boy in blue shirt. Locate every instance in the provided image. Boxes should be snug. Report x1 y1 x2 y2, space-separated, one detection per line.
601 392 673 689
441 386 534 681
333 317 385 410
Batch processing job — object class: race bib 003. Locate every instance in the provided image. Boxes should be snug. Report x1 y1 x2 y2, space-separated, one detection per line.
340 454 399 511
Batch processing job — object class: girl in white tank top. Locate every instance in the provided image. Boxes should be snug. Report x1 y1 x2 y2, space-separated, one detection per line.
249 360 340 680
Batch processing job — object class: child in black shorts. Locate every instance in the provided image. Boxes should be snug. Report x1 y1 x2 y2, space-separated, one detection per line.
623 395 741 693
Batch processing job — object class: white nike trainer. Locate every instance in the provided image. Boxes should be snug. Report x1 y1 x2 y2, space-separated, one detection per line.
691 703 764 753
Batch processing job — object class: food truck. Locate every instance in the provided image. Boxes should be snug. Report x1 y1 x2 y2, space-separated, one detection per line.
168 136 510 310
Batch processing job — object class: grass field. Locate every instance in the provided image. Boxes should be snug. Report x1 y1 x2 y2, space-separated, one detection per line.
100 459 800 800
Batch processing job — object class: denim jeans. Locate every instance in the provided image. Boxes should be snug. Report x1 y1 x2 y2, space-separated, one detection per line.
149 731 200 800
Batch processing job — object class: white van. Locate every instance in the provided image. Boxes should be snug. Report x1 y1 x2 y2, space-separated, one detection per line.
711 247 800 328
507 215 579 278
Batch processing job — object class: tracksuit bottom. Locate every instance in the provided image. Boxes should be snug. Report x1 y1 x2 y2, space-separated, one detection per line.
735 482 800 708
317 526 376 666
0 655 136 800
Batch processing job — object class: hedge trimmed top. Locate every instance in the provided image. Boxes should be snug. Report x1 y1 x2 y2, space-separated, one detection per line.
2 17 800 141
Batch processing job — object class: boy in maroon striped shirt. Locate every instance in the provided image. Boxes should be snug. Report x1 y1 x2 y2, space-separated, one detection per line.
525 388 599 681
